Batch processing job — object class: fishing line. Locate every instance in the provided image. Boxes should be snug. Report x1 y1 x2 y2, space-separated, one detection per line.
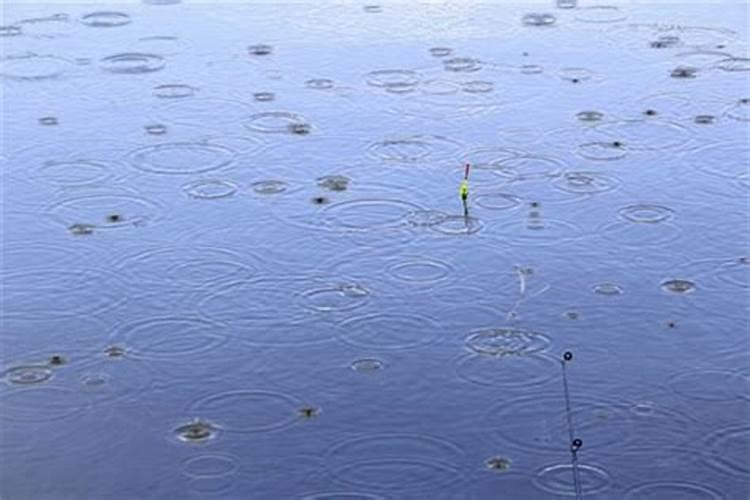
561 351 584 500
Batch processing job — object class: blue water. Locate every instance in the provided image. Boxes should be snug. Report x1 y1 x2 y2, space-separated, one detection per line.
1 2 749 499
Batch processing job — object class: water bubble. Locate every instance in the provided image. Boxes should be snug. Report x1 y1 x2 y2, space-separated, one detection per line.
317 175 350 192
104 345 126 358
522 13 557 27
127 142 236 175
144 124 167 135
351 358 384 373
247 44 273 56
619 204 674 223
80 11 131 28
153 83 197 99
661 279 696 294
306 78 335 90
243 112 309 133
669 67 699 81
68 223 95 235
574 5 626 23
485 456 512 471
289 122 312 135
520 64 544 74
253 91 274 102
593 283 624 296
465 328 551 356
576 110 604 122
694 114 715 124
429 47 453 57
100 53 165 74
0 25 23 36
38 116 58 126
534 464 612 496
443 57 482 72
251 180 288 194
174 418 219 443
3 365 54 385
183 179 238 199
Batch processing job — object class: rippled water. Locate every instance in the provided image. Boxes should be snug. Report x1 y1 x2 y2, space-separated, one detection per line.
1 2 748 499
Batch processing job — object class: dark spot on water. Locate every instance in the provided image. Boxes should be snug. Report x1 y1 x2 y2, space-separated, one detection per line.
485 456 512 472
670 66 698 79
612 141 623 148
530 201 540 208
667 321 677 329
312 196 329 205
565 311 579 320
522 51 529 57
644 109 657 116
298 406 320 418
107 214 122 223
571 78 579 84
528 210 541 219
39 116 59 126
48 354 66 366
694 114 715 124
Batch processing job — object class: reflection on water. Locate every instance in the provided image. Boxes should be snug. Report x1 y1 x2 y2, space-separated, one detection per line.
1 1 748 498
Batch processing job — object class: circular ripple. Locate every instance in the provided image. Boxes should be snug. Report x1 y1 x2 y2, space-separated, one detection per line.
153 83 197 99
79 358 153 408
302 493 385 500
187 390 301 433
243 112 309 133
601 221 681 247
183 454 240 479
3 365 54 385
485 393 633 454
387 258 454 284
128 142 235 175
534 464 612 496
322 199 420 231
306 78 335 90
474 193 522 211
404 209 449 227
619 204 674 223
716 57 750 72
296 282 370 313
2 268 125 320
100 53 165 74
339 313 441 350
110 317 229 361
691 142 749 179
443 57 482 72
668 369 747 401
455 353 557 388
174 418 219 444
716 258 749 288
327 434 464 491
35 159 113 187
593 120 692 151
577 141 628 161
577 110 604 122
661 279 696 294
1 54 72 80
726 98 750 121
80 11 131 27
367 134 461 163
574 6 626 23
494 217 584 245
552 171 620 194
118 245 257 288
430 215 483 236
251 180 289 194
183 179 238 199
625 482 725 500
0 386 87 422
706 426 750 478
462 80 494 93
47 191 160 229
365 69 420 91
465 328 551 356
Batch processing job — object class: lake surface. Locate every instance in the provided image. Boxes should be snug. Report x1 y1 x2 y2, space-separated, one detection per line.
1 1 749 499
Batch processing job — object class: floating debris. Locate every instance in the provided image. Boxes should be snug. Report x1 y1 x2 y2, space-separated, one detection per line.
298 406 320 418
